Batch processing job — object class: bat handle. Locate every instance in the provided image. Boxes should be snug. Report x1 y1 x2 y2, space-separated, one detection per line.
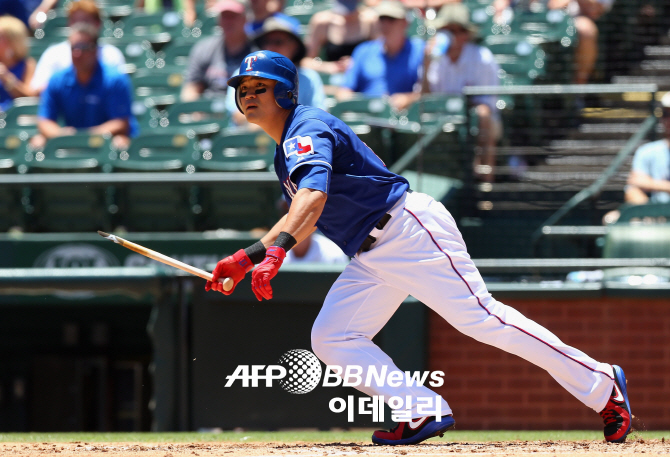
219 277 234 292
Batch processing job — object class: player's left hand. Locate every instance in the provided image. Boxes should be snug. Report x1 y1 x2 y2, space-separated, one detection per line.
251 246 286 301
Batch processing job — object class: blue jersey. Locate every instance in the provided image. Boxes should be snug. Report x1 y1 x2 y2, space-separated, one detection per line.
275 105 409 256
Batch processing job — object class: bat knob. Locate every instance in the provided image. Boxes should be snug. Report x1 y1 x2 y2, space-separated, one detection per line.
219 277 234 292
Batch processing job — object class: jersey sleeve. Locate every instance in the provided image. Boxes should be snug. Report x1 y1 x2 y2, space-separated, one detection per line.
281 119 335 194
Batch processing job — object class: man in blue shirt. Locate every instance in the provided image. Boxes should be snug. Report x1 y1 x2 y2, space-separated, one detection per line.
206 51 632 446
34 22 138 150
336 1 424 111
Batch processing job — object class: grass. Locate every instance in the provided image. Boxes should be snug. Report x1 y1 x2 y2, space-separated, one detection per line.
0 430 667 443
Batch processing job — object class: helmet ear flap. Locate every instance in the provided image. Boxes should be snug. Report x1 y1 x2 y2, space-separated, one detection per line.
274 82 297 109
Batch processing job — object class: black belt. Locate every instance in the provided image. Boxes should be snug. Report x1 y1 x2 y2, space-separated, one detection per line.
358 213 392 253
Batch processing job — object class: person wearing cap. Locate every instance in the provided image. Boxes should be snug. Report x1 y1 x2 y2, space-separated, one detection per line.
336 1 424 112
181 0 251 102
246 0 300 36
226 15 326 126
300 0 379 76
422 3 501 182
28 0 126 96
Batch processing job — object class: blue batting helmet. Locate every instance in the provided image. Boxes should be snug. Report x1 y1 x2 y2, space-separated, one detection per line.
227 50 299 113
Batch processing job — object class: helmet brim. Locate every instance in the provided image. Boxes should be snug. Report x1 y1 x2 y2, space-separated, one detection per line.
227 71 293 89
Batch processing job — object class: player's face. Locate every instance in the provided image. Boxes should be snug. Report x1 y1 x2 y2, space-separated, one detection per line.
237 77 283 124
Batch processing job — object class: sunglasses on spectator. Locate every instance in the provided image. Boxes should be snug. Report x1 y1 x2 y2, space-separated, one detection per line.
71 42 96 52
379 15 402 22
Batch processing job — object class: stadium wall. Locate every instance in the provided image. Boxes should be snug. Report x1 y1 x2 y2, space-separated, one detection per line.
428 296 670 431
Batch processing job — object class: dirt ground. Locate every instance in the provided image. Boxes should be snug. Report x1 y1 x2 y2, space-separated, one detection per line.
0 439 668 457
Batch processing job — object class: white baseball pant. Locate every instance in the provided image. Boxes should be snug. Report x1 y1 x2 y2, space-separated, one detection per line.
311 190 615 418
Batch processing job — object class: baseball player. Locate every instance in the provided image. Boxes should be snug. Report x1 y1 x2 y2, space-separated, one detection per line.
206 51 632 445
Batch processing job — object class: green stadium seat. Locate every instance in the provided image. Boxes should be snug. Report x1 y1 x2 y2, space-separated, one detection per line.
32 12 69 41
113 132 196 171
0 131 27 174
616 203 670 223
0 98 40 136
511 8 576 44
118 11 183 37
193 130 275 171
393 95 470 179
328 96 394 123
161 39 197 67
27 134 112 172
131 70 184 105
603 223 670 258
485 36 547 82
407 95 467 128
157 98 230 136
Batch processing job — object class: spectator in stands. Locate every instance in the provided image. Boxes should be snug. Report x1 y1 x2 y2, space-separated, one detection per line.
0 15 35 110
602 93 670 224
226 16 326 125
32 23 138 150
29 0 126 96
136 0 199 27
0 0 29 27
548 0 613 84
246 0 299 36
422 3 501 182
181 0 251 101
300 0 379 76
336 1 424 112
495 0 612 84
28 0 57 30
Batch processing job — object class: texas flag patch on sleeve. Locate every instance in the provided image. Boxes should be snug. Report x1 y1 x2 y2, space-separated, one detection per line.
283 135 314 159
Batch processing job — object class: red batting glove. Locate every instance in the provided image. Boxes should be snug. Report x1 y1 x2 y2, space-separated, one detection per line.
206 249 254 295
251 246 286 301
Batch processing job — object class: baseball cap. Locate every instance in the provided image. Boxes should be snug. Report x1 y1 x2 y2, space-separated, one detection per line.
210 0 246 15
374 1 407 20
428 3 478 34
252 16 306 63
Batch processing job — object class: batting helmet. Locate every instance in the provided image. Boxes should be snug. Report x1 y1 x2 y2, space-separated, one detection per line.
227 50 299 113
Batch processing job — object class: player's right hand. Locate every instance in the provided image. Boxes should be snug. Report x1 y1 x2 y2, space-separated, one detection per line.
206 249 254 295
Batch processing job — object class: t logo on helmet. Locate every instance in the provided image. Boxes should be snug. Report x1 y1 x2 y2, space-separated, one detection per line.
244 55 258 71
